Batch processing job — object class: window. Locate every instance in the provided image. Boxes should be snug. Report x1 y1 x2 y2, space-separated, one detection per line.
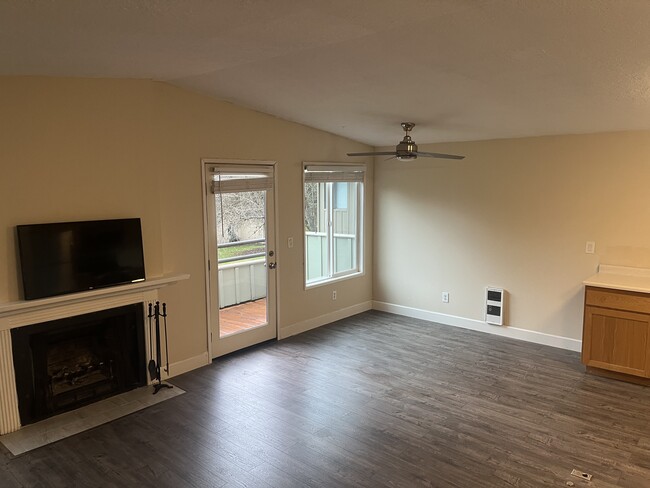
304 164 365 286
333 182 348 209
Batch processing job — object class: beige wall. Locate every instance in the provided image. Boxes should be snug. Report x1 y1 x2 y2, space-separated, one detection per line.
373 131 650 341
0 76 373 366
8 76 643 358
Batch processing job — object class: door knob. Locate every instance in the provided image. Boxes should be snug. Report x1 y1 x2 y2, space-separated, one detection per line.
268 262 277 269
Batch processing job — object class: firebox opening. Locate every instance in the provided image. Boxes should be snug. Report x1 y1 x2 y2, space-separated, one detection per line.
11 304 146 426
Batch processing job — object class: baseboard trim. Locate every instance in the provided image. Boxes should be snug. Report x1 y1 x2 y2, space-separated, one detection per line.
162 352 210 380
279 301 373 340
372 301 582 352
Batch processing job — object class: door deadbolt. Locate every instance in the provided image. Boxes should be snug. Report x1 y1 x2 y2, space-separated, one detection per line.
268 250 274 257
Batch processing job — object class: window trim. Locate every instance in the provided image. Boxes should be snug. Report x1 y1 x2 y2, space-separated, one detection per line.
303 163 365 288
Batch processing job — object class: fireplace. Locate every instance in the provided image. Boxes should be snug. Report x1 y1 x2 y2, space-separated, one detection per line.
10 304 146 426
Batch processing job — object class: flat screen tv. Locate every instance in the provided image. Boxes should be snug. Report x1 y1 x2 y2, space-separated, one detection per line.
17 218 146 300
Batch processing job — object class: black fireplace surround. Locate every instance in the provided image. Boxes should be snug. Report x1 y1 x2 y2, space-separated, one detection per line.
11 304 146 426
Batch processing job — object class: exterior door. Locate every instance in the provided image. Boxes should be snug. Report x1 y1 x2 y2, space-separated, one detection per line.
204 162 277 358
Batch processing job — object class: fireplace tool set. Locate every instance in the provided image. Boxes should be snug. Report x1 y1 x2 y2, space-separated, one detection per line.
147 302 173 394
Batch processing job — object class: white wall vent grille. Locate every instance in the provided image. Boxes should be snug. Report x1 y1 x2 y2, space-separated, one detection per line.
486 287 505 326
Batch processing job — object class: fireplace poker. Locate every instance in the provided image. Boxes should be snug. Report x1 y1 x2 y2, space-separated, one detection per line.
152 301 173 395
147 303 157 382
162 302 170 375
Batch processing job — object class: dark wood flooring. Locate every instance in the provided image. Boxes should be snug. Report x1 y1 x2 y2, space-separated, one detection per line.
2 310 650 487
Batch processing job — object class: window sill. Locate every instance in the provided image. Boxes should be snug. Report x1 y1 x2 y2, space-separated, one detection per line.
305 271 365 290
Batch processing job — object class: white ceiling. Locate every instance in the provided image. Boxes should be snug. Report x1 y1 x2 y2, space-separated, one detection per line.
1 0 650 146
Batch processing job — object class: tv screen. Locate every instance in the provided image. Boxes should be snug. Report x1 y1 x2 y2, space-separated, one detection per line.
17 218 146 300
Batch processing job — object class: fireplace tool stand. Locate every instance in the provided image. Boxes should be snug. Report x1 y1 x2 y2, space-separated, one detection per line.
148 302 173 394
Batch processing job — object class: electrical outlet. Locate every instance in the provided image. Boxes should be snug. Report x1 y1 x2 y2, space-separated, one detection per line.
585 241 595 254
332 290 337 300
288 237 294 248
442 291 449 303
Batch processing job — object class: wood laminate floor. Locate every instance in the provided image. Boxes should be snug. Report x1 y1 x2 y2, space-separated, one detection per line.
1 310 649 487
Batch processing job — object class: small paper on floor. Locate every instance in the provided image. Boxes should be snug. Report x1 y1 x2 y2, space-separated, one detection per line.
570 469 593 481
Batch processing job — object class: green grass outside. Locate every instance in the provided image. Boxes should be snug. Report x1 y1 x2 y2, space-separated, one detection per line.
218 242 266 261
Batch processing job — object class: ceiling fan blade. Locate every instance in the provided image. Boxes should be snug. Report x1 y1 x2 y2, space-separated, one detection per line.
415 151 465 160
347 151 398 157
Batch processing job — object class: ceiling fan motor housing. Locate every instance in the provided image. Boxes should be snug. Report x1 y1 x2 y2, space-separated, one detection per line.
396 136 417 160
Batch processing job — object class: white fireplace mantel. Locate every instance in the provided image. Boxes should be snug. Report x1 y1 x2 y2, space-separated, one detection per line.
0 273 190 331
0 273 189 435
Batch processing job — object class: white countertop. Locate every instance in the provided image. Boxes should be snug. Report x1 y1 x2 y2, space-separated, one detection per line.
583 265 650 294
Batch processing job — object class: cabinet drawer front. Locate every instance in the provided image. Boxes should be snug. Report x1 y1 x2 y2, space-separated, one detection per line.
585 287 650 314
583 306 650 377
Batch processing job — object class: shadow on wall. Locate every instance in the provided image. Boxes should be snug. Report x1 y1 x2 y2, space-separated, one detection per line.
541 286 586 341
601 246 650 268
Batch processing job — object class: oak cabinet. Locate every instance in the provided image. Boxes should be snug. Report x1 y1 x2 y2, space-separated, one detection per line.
582 286 650 379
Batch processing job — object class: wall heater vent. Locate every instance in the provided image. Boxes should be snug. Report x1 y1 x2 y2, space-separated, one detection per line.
485 287 505 326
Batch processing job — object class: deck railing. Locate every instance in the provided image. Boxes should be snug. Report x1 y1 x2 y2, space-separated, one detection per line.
217 238 267 308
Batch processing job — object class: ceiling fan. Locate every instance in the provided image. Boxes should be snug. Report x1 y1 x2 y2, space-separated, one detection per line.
347 122 465 161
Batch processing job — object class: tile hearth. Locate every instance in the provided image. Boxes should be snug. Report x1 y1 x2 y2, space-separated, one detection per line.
0 383 184 456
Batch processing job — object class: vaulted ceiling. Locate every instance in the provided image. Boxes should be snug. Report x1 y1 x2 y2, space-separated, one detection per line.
1 0 649 145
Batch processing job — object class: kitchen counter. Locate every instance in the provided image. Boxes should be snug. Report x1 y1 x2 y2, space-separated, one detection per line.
582 265 650 384
583 265 650 294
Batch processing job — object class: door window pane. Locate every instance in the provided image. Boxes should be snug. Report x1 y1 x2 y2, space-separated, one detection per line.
214 185 268 337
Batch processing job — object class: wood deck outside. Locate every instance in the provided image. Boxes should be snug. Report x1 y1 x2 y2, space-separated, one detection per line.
219 298 267 336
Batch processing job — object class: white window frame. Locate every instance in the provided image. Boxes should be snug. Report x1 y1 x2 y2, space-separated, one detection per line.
303 163 365 288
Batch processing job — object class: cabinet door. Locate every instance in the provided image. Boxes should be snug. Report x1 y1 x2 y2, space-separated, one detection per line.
583 306 650 377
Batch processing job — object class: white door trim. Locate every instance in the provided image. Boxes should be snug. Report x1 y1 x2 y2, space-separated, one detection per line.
200 158 278 361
